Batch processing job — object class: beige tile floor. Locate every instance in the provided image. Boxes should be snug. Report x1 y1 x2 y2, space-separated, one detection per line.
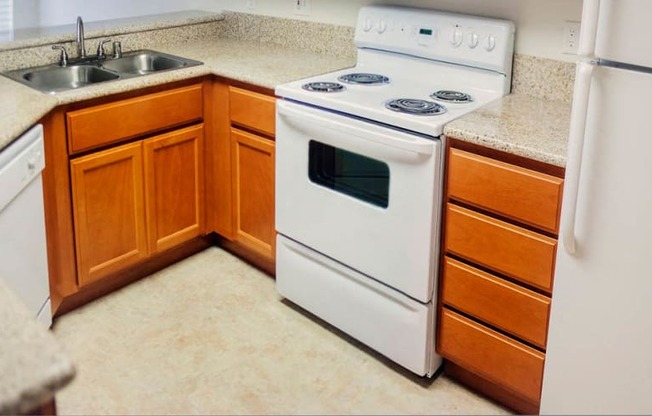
52 247 511 415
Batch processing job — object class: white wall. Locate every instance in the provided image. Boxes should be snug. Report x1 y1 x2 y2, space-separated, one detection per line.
19 0 583 61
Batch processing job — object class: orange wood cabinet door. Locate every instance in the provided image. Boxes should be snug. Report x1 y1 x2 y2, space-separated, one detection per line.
231 128 275 260
447 148 564 234
67 84 203 154
70 142 148 286
441 257 551 349
438 308 546 404
445 203 557 293
144 124 205 254
229 86 276 137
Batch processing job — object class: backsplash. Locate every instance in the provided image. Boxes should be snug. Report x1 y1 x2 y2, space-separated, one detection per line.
219 12 356 61
511 54 576 103
0 21 223 72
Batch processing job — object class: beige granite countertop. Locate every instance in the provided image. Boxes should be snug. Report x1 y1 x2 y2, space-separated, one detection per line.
0 77 57 152
0 38 354 152
0 279 75 414
444 94 572 168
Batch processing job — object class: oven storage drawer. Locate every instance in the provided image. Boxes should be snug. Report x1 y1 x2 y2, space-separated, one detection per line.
438 308 545 404
447 148 563 234
441 256 551 349
276 235 439 377
445 203 557 293
229 86 276 136
67 84 203 154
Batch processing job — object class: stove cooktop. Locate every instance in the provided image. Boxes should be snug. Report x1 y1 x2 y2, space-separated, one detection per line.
277 60 505 137
275 6 514 137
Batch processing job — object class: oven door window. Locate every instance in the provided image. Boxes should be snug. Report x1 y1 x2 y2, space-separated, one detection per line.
308 140 390 208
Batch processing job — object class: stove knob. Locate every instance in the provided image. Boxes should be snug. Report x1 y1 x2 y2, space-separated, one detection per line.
376 19 387 34
485 34 496 51
468 32 479 49
363 18 373 32
449 28 463 47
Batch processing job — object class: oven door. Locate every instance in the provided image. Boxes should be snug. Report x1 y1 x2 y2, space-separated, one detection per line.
276 99 442 302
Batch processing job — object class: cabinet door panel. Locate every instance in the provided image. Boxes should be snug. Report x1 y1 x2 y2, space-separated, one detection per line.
67 84 203 154
229 86 276 137
447 148 563 234
231 128 275 259
70 142 147 286
438 308 545 404
442 257 551 349
144 125 205 253
445 203 557 293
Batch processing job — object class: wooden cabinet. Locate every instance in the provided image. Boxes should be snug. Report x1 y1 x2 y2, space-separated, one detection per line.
231 128 275 259
71 125 205 287
438 143 564 414
70 142 148 286
42 79 210 314
212 79 276 269
144 125 205 254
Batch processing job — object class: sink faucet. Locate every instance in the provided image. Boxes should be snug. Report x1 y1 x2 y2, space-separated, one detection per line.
76 16 86 59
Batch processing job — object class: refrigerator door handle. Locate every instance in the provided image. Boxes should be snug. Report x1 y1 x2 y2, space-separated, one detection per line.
562 61 594 255
578 0 601 58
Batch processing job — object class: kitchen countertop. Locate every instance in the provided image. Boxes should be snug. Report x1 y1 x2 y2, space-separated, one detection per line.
444 94 572 168
0 38 355 153
0 279 75 414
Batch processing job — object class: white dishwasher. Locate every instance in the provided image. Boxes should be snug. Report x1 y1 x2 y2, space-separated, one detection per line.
0 124 51 327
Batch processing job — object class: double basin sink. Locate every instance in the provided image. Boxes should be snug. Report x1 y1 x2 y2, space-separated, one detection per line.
4 50 203 94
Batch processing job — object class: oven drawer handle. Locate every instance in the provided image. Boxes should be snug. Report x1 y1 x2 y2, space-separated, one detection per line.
277 101 434 156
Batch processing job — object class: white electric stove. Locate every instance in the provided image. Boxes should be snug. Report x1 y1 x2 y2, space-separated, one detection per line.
275 5 515 377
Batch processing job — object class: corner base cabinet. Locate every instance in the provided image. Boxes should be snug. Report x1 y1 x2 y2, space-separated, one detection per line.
42 79 210 314
71 125 205 286
437 139 564 414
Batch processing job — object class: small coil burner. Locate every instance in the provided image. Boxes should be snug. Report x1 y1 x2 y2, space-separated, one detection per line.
338 73 390 85
430 90 473 103
385 98 447 116
302 82 346 93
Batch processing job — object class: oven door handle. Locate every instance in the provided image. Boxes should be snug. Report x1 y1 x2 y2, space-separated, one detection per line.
277 100 434 156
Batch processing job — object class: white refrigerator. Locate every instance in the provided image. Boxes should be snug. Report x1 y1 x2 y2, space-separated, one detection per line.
540 0 652 413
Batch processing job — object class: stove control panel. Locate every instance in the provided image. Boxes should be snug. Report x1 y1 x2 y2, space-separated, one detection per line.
355 6 515 76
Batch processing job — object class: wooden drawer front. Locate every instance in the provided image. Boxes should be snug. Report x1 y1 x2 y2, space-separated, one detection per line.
445 203 557 293
447 148 563 234
229 86 275 136
439 308 545 404
67 84 203 153
442 257 551 348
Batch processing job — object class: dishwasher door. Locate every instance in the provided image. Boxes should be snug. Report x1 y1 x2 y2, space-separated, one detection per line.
0 124 51 327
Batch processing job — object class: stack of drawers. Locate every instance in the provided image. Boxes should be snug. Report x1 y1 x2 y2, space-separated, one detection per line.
438 146 564 412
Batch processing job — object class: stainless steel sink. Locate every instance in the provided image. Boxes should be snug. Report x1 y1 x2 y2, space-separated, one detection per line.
3 50 203 94
100 51 191 75
20 65 120 94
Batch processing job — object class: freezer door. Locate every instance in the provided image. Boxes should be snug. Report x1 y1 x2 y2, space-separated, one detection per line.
595 0 652 67
541 66 652 413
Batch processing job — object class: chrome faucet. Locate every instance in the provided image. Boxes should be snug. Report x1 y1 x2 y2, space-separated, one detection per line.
76 16 86 59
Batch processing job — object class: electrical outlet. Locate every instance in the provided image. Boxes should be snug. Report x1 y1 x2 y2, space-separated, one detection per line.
246 0 256 10
563 21 580 54
294 0 311 16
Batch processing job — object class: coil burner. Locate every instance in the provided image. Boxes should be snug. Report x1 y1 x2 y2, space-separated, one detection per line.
302 82 346 93
430 90 473 103
385 98 447 116
338 73 390 85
